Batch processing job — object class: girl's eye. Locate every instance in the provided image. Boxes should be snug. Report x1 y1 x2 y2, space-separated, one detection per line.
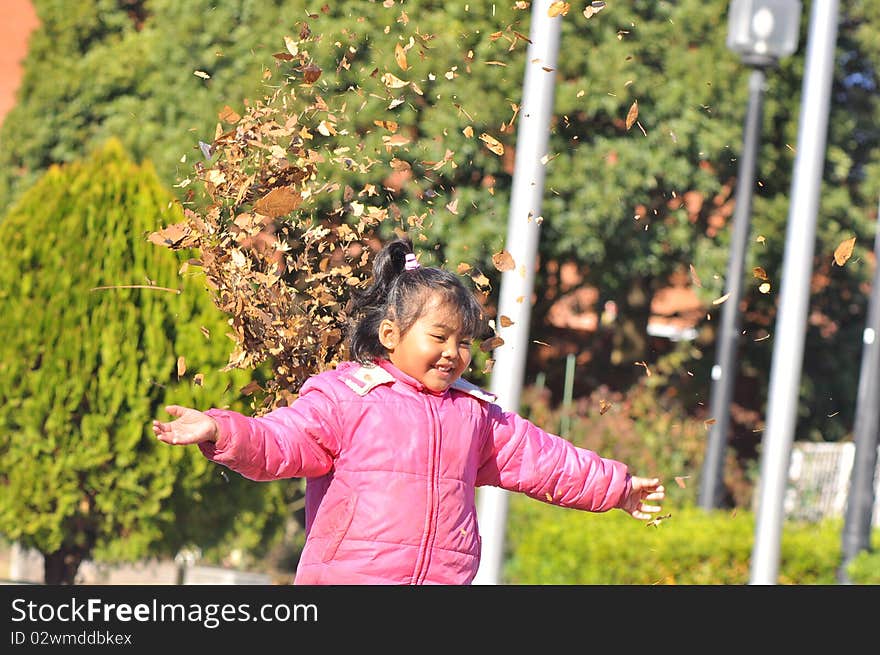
461 340 472 347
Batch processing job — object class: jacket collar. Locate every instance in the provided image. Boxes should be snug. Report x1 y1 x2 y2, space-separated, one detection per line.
339 360 497 403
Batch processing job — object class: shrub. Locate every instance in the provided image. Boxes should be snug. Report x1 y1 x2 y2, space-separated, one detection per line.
504 496 864 585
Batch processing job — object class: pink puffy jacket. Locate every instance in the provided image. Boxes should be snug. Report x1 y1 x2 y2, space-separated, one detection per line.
199 359 632 584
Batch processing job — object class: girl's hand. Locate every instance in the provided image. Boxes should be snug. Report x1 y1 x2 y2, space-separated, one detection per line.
152 405 219 445
618 476 666 520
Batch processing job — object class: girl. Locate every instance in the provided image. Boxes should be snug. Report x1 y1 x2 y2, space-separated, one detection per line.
153 237 665 584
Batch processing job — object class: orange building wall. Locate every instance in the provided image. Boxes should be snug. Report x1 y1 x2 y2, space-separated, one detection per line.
0 0 39 125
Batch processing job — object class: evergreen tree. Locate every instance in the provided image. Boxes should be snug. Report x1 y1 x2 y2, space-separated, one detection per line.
0 139 288 584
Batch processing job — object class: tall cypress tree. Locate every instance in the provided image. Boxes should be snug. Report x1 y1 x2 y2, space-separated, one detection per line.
0 139 286 584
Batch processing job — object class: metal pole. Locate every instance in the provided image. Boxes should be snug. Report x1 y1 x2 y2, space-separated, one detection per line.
473 0 561 585
699 67 768 510
749 0 839 585
839 210 880 583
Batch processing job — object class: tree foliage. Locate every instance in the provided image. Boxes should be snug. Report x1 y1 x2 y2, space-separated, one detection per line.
0 139 289 583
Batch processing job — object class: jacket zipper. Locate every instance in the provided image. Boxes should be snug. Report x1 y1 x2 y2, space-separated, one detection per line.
412 395 442 584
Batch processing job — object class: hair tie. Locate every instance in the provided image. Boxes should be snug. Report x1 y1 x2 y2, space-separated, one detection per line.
404 253 420 271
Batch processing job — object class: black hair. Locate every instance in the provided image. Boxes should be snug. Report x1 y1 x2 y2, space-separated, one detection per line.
347 237 485 364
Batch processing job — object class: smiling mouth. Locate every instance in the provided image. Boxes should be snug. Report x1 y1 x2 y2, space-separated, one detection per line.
433 364 455 376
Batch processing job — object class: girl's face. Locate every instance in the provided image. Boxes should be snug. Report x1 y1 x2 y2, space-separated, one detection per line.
379 295 472 393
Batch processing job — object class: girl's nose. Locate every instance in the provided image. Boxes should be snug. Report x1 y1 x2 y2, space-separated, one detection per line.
442 341 459 358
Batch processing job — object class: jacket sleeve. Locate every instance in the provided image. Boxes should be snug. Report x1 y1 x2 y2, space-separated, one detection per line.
197 381 340 482
475 404 631 512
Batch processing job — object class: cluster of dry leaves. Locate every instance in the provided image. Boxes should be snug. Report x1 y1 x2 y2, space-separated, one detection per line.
151 29 393 412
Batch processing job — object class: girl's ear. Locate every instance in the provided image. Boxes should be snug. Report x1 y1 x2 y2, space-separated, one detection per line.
378 319 399 351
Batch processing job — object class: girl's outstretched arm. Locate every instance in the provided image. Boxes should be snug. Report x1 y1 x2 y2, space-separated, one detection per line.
152 405 219 446
617 476 666 520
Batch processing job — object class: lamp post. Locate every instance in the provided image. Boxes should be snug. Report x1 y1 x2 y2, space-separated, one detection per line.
699 0 801 510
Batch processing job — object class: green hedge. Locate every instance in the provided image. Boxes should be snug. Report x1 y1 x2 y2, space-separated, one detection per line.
503 495 880 584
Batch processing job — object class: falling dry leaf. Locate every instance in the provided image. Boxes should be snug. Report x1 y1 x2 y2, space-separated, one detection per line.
283 35 299 56
193 373 205 387
753 266 768 280
833 237 856 266
625 100 639 130
381 72 409 89
148 221 195 249
492 250 516 272
584 1 607 18
193 70 211 80
218 105 241 123
176 356 186 378
302 64 322 84
712 292 731 306
253 186 303 218
479 133 505 156
480 336 505 352
674 476 690 489
239 381 263 396
548 1 570 17
499 315 514 327
646 513 672 528
598 398 612 415
759 282 771 294
374 119 399 132
394 43 409 71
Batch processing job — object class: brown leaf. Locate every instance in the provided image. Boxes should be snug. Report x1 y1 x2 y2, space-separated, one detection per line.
598 398 612 415
499 315 514 327
394 43 409 71
479 133 504 156
833 237 856 266
218 105 241 123
753 266 768 281
253 186 303 218
302 64 322 84
492 250 515 272
584 1 607 18
381 72 409 89
176 356 186 378
548 1 570 17
480 336 505 352
625 100 639 130
470 271 491 289
148 221 194 248
674 476 690 489
239 381 263 396
374 119 399 132
646 513 672 528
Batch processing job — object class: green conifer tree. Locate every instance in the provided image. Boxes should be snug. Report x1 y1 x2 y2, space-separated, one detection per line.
0 139 287 584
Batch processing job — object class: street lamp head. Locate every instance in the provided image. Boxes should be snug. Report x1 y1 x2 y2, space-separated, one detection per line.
726 0 801 68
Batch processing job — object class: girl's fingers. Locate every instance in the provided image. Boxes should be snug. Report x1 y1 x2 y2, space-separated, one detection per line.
165 405 185 418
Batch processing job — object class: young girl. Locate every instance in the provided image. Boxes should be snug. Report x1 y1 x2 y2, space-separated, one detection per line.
153 237 665 584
